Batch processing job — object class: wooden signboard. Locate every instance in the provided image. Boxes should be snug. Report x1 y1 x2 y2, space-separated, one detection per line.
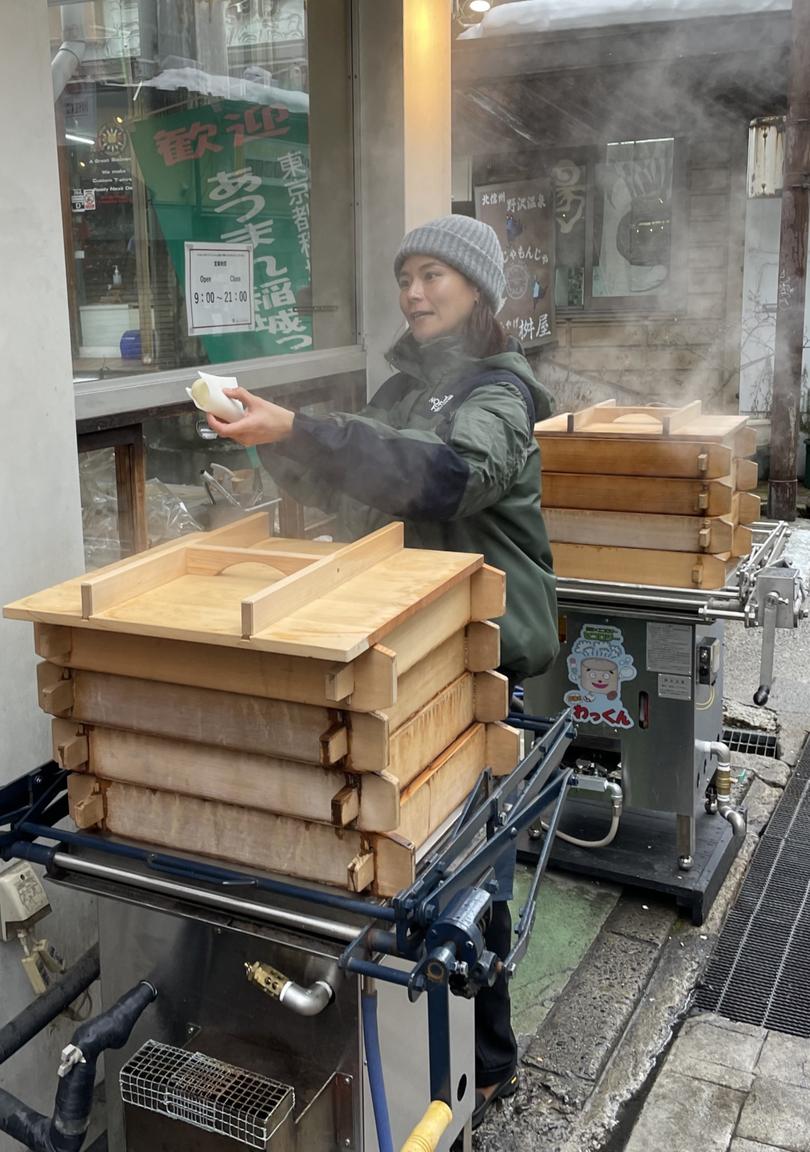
475 178 555 348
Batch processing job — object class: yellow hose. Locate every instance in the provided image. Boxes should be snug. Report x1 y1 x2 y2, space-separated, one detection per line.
400 1100 453 1151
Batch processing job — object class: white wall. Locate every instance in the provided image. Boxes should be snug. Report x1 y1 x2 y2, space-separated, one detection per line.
739 196 782 414
0 0 98 1140
739 193 810 473
358 0 452 395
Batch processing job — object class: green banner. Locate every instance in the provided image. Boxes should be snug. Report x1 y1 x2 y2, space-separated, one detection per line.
129 96 311 363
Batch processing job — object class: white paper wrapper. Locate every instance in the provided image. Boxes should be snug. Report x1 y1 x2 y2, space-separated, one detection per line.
186 371 245 423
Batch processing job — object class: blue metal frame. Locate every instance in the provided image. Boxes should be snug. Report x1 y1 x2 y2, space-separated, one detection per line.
1 710 575 1117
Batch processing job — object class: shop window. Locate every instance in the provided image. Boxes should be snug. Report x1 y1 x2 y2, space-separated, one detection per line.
50 0 355 383
553 138 686 314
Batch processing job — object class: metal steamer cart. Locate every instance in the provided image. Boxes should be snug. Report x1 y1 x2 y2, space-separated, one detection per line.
0 521 803 1151
519 519 807 924
0 713 575 1152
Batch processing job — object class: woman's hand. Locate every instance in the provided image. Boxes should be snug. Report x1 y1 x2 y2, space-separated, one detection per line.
206 387 295 446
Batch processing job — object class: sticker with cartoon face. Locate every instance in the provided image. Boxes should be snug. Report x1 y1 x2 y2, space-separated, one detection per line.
563 625 637 729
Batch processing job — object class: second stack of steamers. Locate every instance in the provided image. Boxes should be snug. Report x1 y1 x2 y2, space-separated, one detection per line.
535 398 759 589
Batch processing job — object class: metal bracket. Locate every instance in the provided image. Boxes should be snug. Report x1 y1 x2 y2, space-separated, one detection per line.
752 563 805 704
0 762 68 856
506 765 574 975
332 1072 354 1150
755 591 781 705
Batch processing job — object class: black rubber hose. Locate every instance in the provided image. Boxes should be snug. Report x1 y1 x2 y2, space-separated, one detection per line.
0 945 100 1066
0 1087 49 1151
0 979 156 1152
48 981 157 1152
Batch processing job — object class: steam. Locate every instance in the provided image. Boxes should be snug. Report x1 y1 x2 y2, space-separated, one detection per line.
453 0 795 416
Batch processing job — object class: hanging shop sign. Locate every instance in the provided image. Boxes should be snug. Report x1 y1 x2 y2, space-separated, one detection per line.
474 178 555 348
185 242 255 335
129 97 311 364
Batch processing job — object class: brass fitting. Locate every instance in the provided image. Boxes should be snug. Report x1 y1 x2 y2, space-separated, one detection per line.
244 960 287 1000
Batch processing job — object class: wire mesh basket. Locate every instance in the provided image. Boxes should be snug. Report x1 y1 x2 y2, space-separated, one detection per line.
120 1039 295 1149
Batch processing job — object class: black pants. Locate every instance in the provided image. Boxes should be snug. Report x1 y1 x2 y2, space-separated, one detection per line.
475 900 518 1087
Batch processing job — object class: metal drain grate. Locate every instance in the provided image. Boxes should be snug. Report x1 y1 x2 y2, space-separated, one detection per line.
722 727 778 758
695 737 810 1035
120 1040 294 1148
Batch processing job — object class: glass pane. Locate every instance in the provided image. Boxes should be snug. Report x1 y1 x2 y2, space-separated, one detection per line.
51 0 354 383
551 158 587 309
592 138 674 299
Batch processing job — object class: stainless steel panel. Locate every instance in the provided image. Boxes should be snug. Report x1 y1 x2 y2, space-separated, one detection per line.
99 900 360 1152
528 612 725 820
97 899 475 1151
362 962 474 1152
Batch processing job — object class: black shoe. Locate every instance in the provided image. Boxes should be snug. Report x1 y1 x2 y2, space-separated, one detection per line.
472 1071 519 1130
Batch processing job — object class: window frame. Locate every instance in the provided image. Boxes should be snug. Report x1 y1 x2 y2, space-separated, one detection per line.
50 0 363 419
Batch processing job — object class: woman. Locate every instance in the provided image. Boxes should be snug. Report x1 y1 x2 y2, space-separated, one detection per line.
207 214 559 1128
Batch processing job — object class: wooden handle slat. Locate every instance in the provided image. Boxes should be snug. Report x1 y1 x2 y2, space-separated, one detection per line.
241 522 404 639
80 544 188 618
185 545 316 578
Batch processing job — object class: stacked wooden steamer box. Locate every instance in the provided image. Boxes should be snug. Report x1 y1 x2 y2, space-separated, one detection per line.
4 519 520 899
535 399 760 590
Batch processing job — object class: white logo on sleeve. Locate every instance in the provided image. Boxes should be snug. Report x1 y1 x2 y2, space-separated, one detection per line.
429 394 454 413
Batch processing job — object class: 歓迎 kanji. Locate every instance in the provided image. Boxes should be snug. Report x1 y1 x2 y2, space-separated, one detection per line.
225 105 290 147
155 122 223 166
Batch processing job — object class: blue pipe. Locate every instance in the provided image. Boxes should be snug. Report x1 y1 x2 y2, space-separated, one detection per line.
347 958 412 987
361 987 395 1152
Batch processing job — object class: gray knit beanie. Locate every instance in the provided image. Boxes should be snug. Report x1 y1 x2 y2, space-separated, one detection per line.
394 214 507 315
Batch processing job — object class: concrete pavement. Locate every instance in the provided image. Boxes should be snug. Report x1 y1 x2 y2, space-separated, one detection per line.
623 1015 810 1152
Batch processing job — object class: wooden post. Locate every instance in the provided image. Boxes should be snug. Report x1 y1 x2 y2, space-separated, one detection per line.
768 0 810 521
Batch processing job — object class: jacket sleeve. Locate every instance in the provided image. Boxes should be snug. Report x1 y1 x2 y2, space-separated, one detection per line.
269 381 533 522
259 449 395 540
257 382 404 538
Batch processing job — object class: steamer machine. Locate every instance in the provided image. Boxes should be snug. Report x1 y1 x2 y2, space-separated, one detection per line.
519 519 807 923
0 522 804 1152
0 713 574 1152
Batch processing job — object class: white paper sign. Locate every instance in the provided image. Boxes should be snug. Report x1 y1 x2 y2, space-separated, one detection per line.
646 622 693 675
184 242 255 336
658 673 692 701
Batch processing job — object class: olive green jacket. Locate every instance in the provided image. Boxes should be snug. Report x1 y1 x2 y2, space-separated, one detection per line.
259 335 559 678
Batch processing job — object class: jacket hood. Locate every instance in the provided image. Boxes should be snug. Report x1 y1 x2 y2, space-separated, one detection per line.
479 343 554 421
389 333 554 421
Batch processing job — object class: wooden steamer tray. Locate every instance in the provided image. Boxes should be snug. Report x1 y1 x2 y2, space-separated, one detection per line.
5 520 519 897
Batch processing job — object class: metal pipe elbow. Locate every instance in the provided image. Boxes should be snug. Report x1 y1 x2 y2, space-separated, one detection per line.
278 980 334 1017
604 780 624 812
695 740 731 771
719 805 746 837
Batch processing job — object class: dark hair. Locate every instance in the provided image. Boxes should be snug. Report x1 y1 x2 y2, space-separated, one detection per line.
462 297 508 358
